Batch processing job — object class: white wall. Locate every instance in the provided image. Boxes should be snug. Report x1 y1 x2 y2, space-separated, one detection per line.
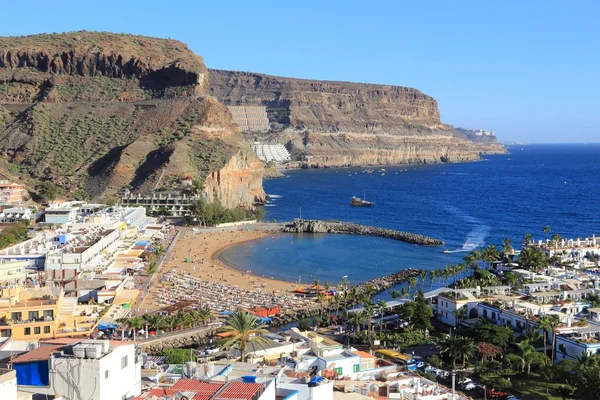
45 344 141 400
0 370 17 400
258 378 276 400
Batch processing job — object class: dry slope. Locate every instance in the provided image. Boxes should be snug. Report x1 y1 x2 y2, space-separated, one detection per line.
0 32 265 206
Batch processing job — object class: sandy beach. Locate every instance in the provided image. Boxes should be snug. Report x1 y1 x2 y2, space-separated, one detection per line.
139 227 299 312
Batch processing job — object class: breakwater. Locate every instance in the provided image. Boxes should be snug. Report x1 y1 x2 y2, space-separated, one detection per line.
282 219 443 246
270 268 422 326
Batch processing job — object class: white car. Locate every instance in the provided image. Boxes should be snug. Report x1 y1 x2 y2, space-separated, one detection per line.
202 346 220 355
461 382 477 391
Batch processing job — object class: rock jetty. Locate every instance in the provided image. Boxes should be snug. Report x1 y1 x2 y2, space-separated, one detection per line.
283 219 443 246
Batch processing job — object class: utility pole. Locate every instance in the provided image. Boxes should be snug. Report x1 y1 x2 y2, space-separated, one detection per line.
299 207 302 219
451 370 456 399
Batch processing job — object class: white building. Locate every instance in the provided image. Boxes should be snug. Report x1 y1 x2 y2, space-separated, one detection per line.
45 228 120 272
0 368 18 400
0 207 34 223
0 260 27 285
44 205 79 225
14 339 141 400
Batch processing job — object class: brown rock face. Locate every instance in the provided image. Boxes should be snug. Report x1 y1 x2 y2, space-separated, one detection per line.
209 69 506 166
0 33 263 206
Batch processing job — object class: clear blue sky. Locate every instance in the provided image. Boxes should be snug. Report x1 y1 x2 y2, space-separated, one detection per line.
2 1 598 143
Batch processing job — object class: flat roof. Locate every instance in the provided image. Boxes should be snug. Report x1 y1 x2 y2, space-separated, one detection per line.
12 345 64 363
214 381 263 400
354 351 376 359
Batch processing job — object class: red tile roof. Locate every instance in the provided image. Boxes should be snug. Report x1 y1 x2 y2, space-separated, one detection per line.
170 380 224 395
12 345 65 363
214 382 263 400
355 350 376 359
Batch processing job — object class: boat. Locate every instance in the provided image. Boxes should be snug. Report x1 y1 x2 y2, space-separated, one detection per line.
443 249 449 253
350 195 375 207
341 275 348 279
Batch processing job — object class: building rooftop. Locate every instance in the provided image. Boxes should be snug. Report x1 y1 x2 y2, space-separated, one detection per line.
11 344 64 363
213 381 263 400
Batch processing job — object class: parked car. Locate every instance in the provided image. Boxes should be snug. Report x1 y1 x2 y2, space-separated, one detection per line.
202 346 220 355
416 361 426 368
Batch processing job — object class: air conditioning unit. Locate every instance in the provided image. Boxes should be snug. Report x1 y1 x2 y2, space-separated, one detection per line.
73 344 88 358
85 344 103 359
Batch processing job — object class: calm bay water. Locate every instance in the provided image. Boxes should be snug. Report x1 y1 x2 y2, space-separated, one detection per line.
221 144 600 297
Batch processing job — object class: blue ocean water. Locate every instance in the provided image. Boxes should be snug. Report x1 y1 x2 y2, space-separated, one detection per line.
221 144 600 295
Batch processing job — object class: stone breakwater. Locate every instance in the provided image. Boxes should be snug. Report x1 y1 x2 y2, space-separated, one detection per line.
270 268 422 326
282 219 444 246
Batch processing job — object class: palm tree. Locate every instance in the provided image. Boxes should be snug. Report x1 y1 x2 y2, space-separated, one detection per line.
503 271 518 288
316 292 327 318
377 299 388 336
115 317 130 341
196 307 214 326
483 245 500 269
364 300 376 346
545 314 561 362
313 279 320 293
408 277 418 298
390 289 401 300
142 313 165 337
333 292 342 312
128 315 143 341
510 339 546 377
523 233 533 246
419 270 426 292
218 312 270 362
165 315 179 333
153 244 165 259
543 225 551 241
350 311 367 334
400 287 408 299
439 334 463 369
538 315 553 358
428 271 435 290
457 336 478 368
552 233 562 249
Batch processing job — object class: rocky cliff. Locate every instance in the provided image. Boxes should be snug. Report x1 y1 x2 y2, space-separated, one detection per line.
0 32 264 205
209 69 506 167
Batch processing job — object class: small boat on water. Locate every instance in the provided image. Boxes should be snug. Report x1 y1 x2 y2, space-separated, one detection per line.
350 195 375 206
443 249 449 253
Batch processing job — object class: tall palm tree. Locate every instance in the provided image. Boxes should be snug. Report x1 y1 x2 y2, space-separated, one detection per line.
552 234 562 249
428 271 435 290
218 312 270 362
546 314 561 362
350 310 367 334
313 279 320 293
316 292 327 318
115 317 130 341
165 315 179 333
333 292 342 312
543 225 551 241
419 270 427 292
523 233 533 246
457 336 478 368
439 334 463 369
377 299 388 336
364 301 376 346
538 315 552 358
408 277 418 298
390 289 401 300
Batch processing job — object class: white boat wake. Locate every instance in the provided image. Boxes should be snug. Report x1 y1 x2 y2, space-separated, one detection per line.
442 205 490 253
268 194 282 199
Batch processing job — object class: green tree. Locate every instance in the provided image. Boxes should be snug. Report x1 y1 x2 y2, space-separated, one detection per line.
539 314 561 361
518 246 549 272
349 311 368 334
543 225 551 240
377 299 388 336
390 289 401 300
523 232 533 245
573 364 600 400
218 312 270 362
36 181 60 203
439 334 463 369
411 291 433 330
159 348 195 364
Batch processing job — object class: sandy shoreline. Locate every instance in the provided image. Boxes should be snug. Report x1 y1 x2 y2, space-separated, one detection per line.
139 227 298 312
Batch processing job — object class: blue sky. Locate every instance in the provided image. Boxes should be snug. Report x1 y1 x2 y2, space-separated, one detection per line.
1 1 598 143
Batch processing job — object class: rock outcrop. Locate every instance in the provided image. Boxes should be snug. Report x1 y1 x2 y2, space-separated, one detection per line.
283 219 443 246
0 32 264 205
209 69 506 167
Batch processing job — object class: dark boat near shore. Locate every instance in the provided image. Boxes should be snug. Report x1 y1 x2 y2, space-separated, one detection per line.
350 196 375 206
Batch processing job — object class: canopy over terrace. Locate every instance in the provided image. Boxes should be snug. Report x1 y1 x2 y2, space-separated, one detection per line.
347 300 408 313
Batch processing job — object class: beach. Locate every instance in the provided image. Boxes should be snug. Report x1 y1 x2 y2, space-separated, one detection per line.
138 227 302 313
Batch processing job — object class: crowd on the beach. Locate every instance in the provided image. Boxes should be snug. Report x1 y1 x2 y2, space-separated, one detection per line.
148 270 318 314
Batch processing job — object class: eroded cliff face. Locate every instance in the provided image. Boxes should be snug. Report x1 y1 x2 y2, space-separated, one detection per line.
209 69 506 166
0 33 263 207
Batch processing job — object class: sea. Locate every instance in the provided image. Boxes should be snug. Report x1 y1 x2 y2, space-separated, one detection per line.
220 144 600 299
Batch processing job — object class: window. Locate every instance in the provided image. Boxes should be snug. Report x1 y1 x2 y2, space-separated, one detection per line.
34 327 40 334
28 311 38 320
44 326 50 334
121 355 128 369
11 312 22 321
1 329 11 337
353 364 360 373
334 367 343 375
43 310 54 319
105 370 109 379
24 327 31 335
